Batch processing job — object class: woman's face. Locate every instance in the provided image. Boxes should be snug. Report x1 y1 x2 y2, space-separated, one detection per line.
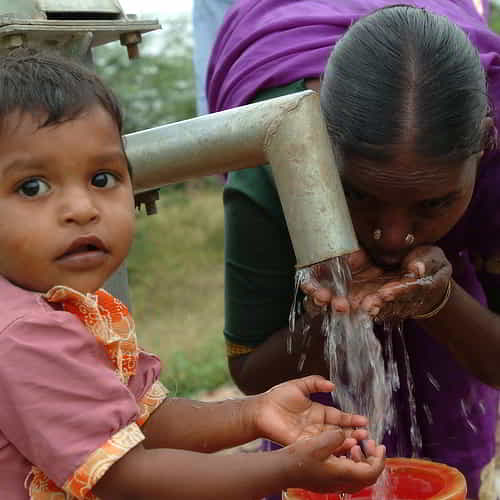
339 151 480 269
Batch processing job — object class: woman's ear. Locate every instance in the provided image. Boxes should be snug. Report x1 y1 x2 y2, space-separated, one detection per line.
481 116 497 153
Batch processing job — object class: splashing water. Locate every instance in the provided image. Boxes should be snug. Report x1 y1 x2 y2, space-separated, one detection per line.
290 256 429 469
290 256 395 445
373 467 393 500
394 319 423 455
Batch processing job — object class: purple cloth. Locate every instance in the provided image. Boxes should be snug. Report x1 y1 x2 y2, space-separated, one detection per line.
207 0 495 116
208 1 500 497
0 276 162 499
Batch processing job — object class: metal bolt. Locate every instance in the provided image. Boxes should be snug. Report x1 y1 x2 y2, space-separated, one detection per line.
134 190 160 216
4 34 25 50
120 31 142 60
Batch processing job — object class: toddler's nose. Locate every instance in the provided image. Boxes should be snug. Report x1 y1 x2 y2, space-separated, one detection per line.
60 191 99 225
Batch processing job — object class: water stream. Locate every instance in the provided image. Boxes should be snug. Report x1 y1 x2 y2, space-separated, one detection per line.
289 255 425 498
290 256 397 444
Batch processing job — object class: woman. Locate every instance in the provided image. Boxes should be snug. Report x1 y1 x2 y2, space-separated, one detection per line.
207 1 500 498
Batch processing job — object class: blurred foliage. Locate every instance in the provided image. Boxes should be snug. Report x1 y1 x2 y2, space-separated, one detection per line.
93 17 228 396
128 187 229 396
491 4 500 33
94 15 196 134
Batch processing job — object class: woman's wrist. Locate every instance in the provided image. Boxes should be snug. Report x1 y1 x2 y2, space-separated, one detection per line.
412 279 453 320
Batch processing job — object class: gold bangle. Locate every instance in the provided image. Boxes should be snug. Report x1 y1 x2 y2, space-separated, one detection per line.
412 280 453 320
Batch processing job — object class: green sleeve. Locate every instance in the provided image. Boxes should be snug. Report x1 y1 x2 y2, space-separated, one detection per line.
223 80 307 349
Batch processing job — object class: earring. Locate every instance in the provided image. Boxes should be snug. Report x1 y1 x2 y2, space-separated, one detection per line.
405 233 415 246
373 228 382 241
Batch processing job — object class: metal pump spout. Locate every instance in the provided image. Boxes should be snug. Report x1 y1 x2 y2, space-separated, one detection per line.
126 90 359 268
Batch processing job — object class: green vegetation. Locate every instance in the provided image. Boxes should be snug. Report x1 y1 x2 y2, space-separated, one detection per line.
95 15 196 134
128 186 229 396
95 17 230 396
491 4 500 33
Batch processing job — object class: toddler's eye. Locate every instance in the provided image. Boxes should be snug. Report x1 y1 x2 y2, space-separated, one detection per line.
92 172 118 188
18 178 50 198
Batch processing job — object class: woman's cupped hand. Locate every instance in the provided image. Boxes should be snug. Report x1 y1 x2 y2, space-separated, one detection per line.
300 246 452 321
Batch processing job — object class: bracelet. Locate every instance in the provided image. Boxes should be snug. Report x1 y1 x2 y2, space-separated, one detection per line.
412 279 453 320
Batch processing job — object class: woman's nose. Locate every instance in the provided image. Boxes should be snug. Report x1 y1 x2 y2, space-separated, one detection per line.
60 190 99 225
375 210 413 252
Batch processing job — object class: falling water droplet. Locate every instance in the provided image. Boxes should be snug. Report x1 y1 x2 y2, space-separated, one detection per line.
460 399 478 433
398 327 422 455
478 400 486 415
423 404 434 425
426 372 441 391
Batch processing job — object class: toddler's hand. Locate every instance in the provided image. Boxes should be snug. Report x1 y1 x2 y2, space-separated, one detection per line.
249 375 369 447
281 429 385 494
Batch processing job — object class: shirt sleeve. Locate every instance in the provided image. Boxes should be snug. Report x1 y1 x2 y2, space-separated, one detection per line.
0 309 149 490
224 164 296 352
223 79 315 354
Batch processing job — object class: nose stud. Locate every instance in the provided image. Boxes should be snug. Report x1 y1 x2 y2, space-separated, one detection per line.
373 229 415 246
405 233 415 246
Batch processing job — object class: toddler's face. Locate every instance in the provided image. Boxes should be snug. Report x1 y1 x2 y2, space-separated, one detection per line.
0 105 136 293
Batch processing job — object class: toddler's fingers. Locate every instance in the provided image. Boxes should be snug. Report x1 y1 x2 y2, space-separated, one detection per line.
330 409 368 429
330 437 359 456
359 439 377 457
307 429 346 460
365 445 386 466
350 428 369 441
294 375 334 395
349 445 363 462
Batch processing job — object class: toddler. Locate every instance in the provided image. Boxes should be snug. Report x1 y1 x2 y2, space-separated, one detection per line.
0 51 385 500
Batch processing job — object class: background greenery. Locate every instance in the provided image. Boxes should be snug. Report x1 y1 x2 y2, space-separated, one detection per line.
94 7 500 397
491 3 500 32
95 16 230 397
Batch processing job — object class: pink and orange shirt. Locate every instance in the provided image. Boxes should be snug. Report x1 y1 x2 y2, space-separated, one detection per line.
0 276 168 499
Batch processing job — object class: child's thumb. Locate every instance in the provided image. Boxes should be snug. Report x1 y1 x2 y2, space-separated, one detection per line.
310 429 345 460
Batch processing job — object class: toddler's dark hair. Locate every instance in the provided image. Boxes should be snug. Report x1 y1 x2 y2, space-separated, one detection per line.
0 49 124 134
